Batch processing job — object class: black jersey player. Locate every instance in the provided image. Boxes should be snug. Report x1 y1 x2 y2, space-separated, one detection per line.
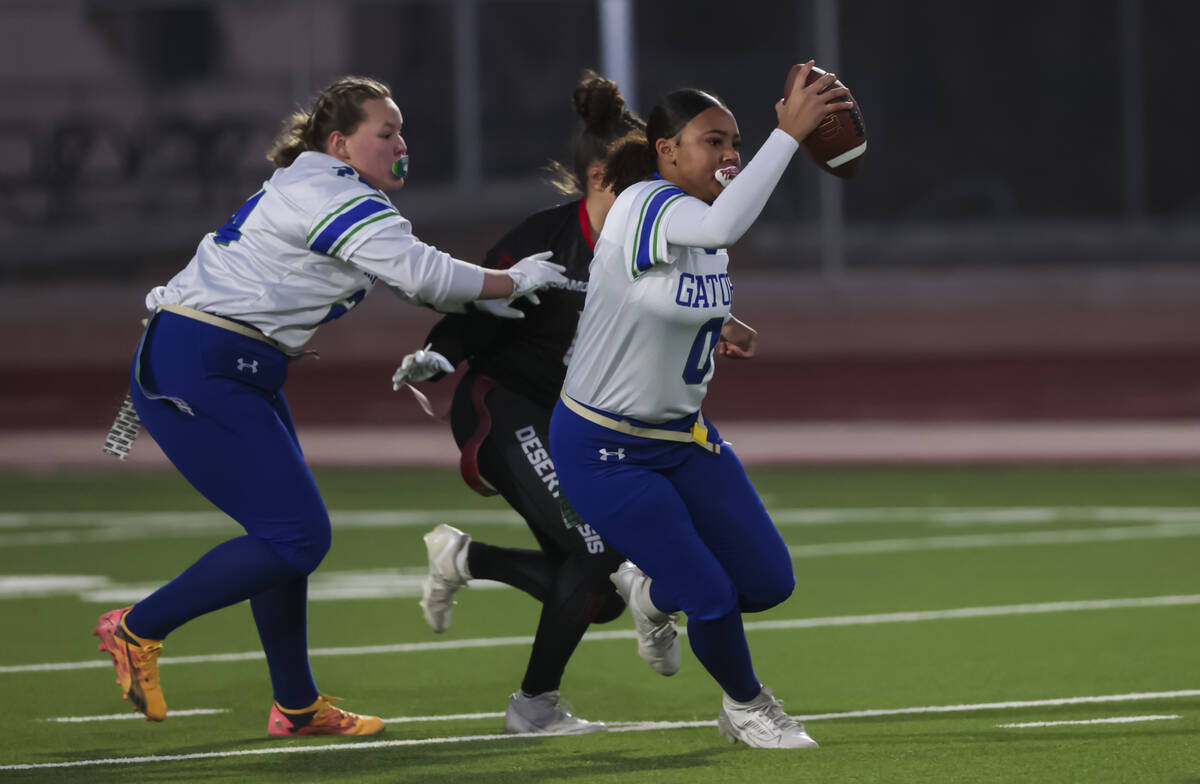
391 72 644 733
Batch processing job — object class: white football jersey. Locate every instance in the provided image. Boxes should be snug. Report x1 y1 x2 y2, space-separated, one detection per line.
563 129 799 423
146 151 484 351
563 179 732 421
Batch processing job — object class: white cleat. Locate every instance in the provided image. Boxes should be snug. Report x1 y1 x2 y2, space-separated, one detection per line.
716 686 819 749
504 691 607 735
609 560 681 676
419 524 471 633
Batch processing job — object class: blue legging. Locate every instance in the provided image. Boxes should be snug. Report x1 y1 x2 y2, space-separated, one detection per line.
123 310 329 708
549 399 794 701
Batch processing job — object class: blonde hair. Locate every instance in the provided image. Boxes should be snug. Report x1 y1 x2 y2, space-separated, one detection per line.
266 76 392 167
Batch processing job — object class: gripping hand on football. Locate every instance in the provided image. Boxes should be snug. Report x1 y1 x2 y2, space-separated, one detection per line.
507 251 565 305
391 344 454 390
776 61 851 142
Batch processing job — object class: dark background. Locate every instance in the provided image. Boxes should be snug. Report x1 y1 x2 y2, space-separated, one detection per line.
2 0 1198 439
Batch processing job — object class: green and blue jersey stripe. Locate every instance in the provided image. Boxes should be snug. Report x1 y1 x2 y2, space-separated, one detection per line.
308 195 400 256
631 183 687 278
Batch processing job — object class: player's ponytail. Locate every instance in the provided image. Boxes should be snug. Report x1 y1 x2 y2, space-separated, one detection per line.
602 87 727 195
267 112 311 168
266 76 392 168
547 70 645 196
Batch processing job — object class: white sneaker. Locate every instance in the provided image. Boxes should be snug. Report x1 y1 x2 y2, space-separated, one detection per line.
504 691 607 735
609 560 681 676
419 524 471 633
716 686 819 749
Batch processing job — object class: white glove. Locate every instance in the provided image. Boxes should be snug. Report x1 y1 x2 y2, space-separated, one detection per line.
472 297 529 319
391 345 454 390
507 251 566 303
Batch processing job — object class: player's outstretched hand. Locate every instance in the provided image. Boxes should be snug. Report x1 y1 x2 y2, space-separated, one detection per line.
507 251 565 304
776 60 851 143
391 345 454 390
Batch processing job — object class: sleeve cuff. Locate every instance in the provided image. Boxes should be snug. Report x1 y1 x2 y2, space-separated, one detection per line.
444 260 486 302
768 127 801 153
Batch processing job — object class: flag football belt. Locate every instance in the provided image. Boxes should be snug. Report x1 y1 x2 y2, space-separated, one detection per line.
559 392 720 454
156 304 295 355
107 305 301 461
460 374 500 497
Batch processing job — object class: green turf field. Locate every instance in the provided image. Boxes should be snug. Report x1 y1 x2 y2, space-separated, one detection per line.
1 466 1197 782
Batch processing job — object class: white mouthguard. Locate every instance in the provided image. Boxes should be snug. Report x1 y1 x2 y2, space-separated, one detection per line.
715 166 740 188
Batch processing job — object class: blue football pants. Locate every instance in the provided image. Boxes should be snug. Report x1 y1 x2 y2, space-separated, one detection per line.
123 310 328 708
549 399 794 701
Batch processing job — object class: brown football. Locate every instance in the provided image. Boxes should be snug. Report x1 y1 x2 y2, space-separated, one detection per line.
783 63 867 178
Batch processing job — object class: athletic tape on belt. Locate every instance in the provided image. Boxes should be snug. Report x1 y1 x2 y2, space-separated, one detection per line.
156 305 300 356
558 393 720 454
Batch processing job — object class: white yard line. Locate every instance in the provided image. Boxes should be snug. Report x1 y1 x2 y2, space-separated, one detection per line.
0 509 523 548
790 692 1199 720
47 708 499 726
4 593 1199 675
773 507 1200 527
5 690 1196 771
0 510 523 530
6 507 1200 549
76 571 512 604
381 711 505 723
6 510 1200 555
996 714 1181 728
788 521 1200 557
48 709 228 723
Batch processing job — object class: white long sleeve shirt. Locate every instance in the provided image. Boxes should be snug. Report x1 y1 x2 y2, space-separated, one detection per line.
563 129 799 421
146 151 485 351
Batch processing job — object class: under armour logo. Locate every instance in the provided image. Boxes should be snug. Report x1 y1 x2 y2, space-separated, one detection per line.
599 447 625 461
236 358 259 374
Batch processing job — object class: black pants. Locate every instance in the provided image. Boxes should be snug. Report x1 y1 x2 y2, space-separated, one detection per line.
449 370 626 695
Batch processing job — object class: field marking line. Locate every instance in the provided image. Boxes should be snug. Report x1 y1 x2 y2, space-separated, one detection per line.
788 521 1200 557
12 505 1200 529
74 570 513 605
738 594 1200 632
4 690 1197 771
48 709 228 723
7 552 1200 604
996 714 1181 728
0 509 528 529
7 506 1200 548
0 569 510 604
4 593 1199 676
49 708 496 726
772 507 1200 527
381 711 505 723
6 518 1200 574
790 691 1200 720
0 732 533 770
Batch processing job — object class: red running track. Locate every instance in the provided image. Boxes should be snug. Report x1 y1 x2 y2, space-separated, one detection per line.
5 350 1200 431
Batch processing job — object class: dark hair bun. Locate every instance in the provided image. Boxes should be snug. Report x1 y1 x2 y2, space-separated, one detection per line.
573 72 626 129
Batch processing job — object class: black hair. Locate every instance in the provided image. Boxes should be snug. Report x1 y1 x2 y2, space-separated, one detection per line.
602 88 727 194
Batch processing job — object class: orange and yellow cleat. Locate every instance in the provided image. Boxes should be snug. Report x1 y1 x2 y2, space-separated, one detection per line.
93 606 167 721
268 694 385 737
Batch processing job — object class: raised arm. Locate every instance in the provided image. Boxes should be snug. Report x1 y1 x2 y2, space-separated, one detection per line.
662 62 848 250
661 129 798 249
